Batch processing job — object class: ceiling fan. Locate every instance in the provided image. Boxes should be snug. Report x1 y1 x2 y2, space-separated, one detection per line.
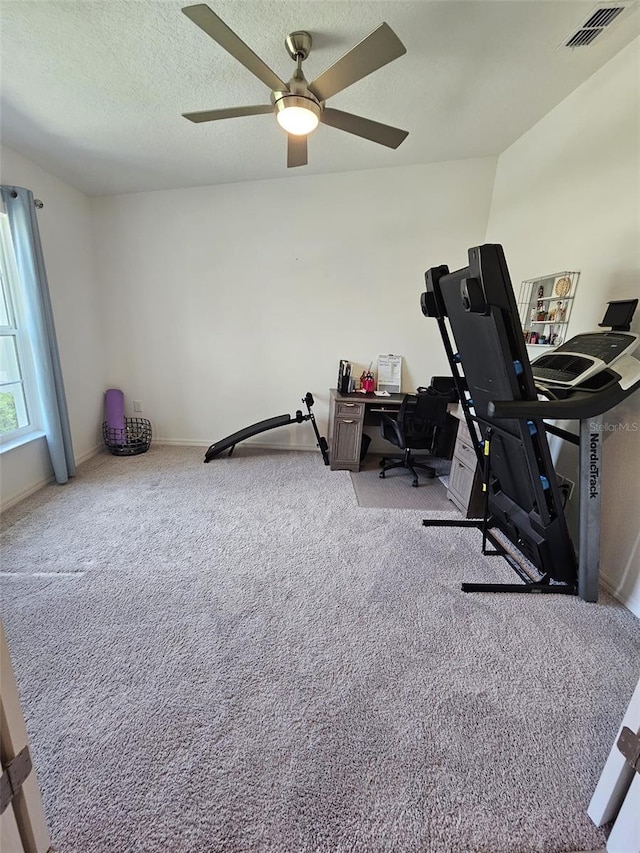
181 4 409 168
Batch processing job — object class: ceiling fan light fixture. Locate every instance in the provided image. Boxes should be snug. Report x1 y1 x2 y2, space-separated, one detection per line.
181 7 409 166
274 96 320 136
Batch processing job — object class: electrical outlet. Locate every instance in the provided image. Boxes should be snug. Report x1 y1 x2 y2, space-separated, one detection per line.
133 400 143 413
557 475 575 501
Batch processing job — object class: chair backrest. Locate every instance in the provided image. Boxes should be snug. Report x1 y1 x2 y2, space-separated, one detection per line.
429 376 459 402
398 393 449 449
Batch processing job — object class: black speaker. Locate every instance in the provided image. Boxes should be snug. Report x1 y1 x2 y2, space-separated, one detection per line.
337 359 351 394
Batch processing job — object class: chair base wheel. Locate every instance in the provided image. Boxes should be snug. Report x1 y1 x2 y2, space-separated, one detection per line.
412 480 419 487
379 471 385 479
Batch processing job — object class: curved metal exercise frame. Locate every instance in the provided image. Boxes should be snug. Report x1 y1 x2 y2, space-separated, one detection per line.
204 392 329 465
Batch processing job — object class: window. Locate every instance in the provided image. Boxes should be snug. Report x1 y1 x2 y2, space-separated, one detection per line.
0 212 37 441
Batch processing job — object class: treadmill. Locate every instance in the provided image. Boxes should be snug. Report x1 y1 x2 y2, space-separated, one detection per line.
421 245 640 602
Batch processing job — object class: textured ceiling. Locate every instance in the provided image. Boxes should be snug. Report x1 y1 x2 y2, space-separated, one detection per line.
1 1 638 196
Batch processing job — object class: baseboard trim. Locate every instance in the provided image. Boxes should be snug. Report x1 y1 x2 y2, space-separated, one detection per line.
1 475 56 511
154 439 318 452
600 570 640 619
1 443 103 511
76 443 103 465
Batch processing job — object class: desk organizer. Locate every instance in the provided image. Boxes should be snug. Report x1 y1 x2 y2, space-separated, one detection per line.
102 417 152 456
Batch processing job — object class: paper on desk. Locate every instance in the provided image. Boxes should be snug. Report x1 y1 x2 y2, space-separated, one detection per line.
377 354 402 393
374 390 391 396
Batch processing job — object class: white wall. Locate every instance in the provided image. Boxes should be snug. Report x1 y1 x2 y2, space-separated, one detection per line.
90 158 497 448
486 38 640 614
0 145 107 506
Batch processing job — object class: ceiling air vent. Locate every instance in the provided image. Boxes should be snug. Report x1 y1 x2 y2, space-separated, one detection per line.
566 28 603 46
561 3 628 48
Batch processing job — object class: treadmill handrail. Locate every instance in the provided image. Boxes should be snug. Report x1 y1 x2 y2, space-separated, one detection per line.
488 378 640 420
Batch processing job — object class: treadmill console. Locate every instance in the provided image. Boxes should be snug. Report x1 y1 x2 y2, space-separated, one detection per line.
532 331 639 388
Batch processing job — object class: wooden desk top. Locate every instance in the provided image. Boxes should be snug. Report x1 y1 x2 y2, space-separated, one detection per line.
330 389 461 417
330 388 405 406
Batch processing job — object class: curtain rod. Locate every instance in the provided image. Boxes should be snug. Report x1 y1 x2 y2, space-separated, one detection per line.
5 189 44 208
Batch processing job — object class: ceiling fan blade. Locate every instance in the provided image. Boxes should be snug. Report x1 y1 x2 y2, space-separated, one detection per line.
287 134 308 168
182 4 286 91
183 104 273 123
321 108 408 149
308 23 406 102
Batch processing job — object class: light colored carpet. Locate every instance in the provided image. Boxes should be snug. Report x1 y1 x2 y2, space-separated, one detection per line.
1 445 638 853
350 454 457 511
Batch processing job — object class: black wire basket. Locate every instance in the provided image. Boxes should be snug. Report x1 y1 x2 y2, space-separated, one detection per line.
102 417 152 456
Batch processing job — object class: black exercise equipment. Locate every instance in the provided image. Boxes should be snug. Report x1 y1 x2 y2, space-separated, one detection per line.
204 392 329 465
420 244 640 601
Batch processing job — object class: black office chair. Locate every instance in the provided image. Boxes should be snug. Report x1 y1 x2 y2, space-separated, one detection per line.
379 393 449 487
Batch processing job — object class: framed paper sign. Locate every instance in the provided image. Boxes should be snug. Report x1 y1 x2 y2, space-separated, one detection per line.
377 354 402 394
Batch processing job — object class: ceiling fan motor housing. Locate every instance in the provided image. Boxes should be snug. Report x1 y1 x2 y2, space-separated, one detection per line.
285 31 312 61
271 62 323 125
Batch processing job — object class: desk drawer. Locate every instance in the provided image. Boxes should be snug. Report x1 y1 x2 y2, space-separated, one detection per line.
457 418 472 444
335 401 365 419
455 436 477 467
449 457 476 507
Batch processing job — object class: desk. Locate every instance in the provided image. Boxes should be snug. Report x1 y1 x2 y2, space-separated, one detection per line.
328 389 458 472
446 408 484 517
328 389 404 471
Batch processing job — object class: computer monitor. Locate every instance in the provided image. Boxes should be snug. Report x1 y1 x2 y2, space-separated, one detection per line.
598 299 638 332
